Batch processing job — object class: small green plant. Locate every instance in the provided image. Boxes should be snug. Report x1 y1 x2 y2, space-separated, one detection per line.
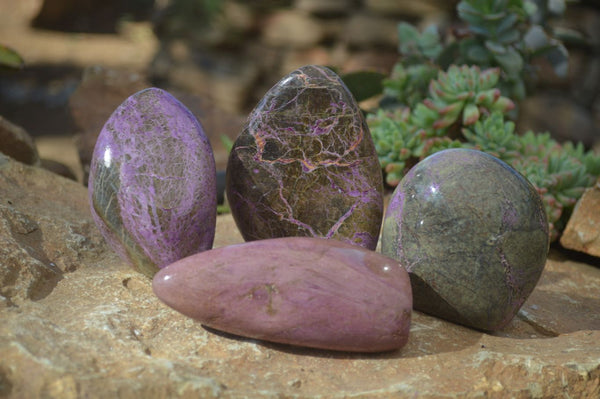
462 113 600 239
369 64 600 240
363 0 594 241
381 24 442 108
370 65 515 186
0 44 24 70
383 0 569 106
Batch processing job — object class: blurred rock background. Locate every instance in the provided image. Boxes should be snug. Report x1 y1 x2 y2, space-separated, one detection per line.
0 0 599 183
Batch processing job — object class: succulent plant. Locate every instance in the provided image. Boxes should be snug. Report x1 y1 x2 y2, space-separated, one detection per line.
454 0 570 100
369 109 414 186
370 65 514 186
382 23 443 108
461 112 600 239
397 23 444 61
424 65 516 128
369 61 600 240
364 0 591 240
383 63 440 109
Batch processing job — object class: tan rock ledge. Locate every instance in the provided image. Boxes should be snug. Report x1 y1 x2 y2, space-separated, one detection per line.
0 154 599 398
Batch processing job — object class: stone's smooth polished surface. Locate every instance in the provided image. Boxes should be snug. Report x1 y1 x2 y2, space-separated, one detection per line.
226 65 383 250
88 88 217 278
153 237 412 352
382 149 549 332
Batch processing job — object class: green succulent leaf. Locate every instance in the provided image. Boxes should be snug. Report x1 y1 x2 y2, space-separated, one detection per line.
397 23 420 54
496 12 519 34
523 25 550 51
492 47 523 77
523 0 539 16
547 0 566 15
496 28 521 45
543 42 569 77
370 0 589 240
485 40 508 54
220 135 234 153
462 103 480 125
466 42 492 64
397 22 442 61
420 25 444 59
383 63 439 107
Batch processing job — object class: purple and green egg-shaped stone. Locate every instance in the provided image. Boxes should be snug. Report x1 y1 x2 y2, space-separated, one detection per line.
88 88 217 278
226 65 383 250
382 149 549 331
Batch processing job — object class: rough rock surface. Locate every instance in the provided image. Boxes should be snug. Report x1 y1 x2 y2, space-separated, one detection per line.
36 135 84 183
560 181 600 257
1 154 599 398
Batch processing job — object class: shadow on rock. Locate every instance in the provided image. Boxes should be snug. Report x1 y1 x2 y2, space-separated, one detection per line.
202 311 485 360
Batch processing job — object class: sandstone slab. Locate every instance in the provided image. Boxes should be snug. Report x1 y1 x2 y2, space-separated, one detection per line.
227 65 383 250
0 155 599 398
0 116 39 166
560 181 600 257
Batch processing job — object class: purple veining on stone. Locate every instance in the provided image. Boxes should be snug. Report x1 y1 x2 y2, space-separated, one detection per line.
88 87 217 278
382 149 549 331
226 65 383 250
153 237 412 352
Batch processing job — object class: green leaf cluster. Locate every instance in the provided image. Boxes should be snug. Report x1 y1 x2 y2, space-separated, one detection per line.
369 64 600 240
366 0 594 240
462 113 600 239
370 65 515 185
382 23 442 108
383 0 570 105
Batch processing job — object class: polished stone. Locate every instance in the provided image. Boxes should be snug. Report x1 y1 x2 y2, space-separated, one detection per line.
226 65 383 249
153 237 412 352
382 149 549 331
88 88 217 278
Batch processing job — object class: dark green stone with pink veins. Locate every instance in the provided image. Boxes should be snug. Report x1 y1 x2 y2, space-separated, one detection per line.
382 149 549 331
226 65 383 250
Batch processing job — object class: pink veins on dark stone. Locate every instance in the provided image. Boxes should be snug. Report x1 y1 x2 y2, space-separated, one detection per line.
226 65 383 250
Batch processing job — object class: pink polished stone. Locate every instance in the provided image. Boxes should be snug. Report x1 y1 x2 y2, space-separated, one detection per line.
153 237 412 353
88 88 217 278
